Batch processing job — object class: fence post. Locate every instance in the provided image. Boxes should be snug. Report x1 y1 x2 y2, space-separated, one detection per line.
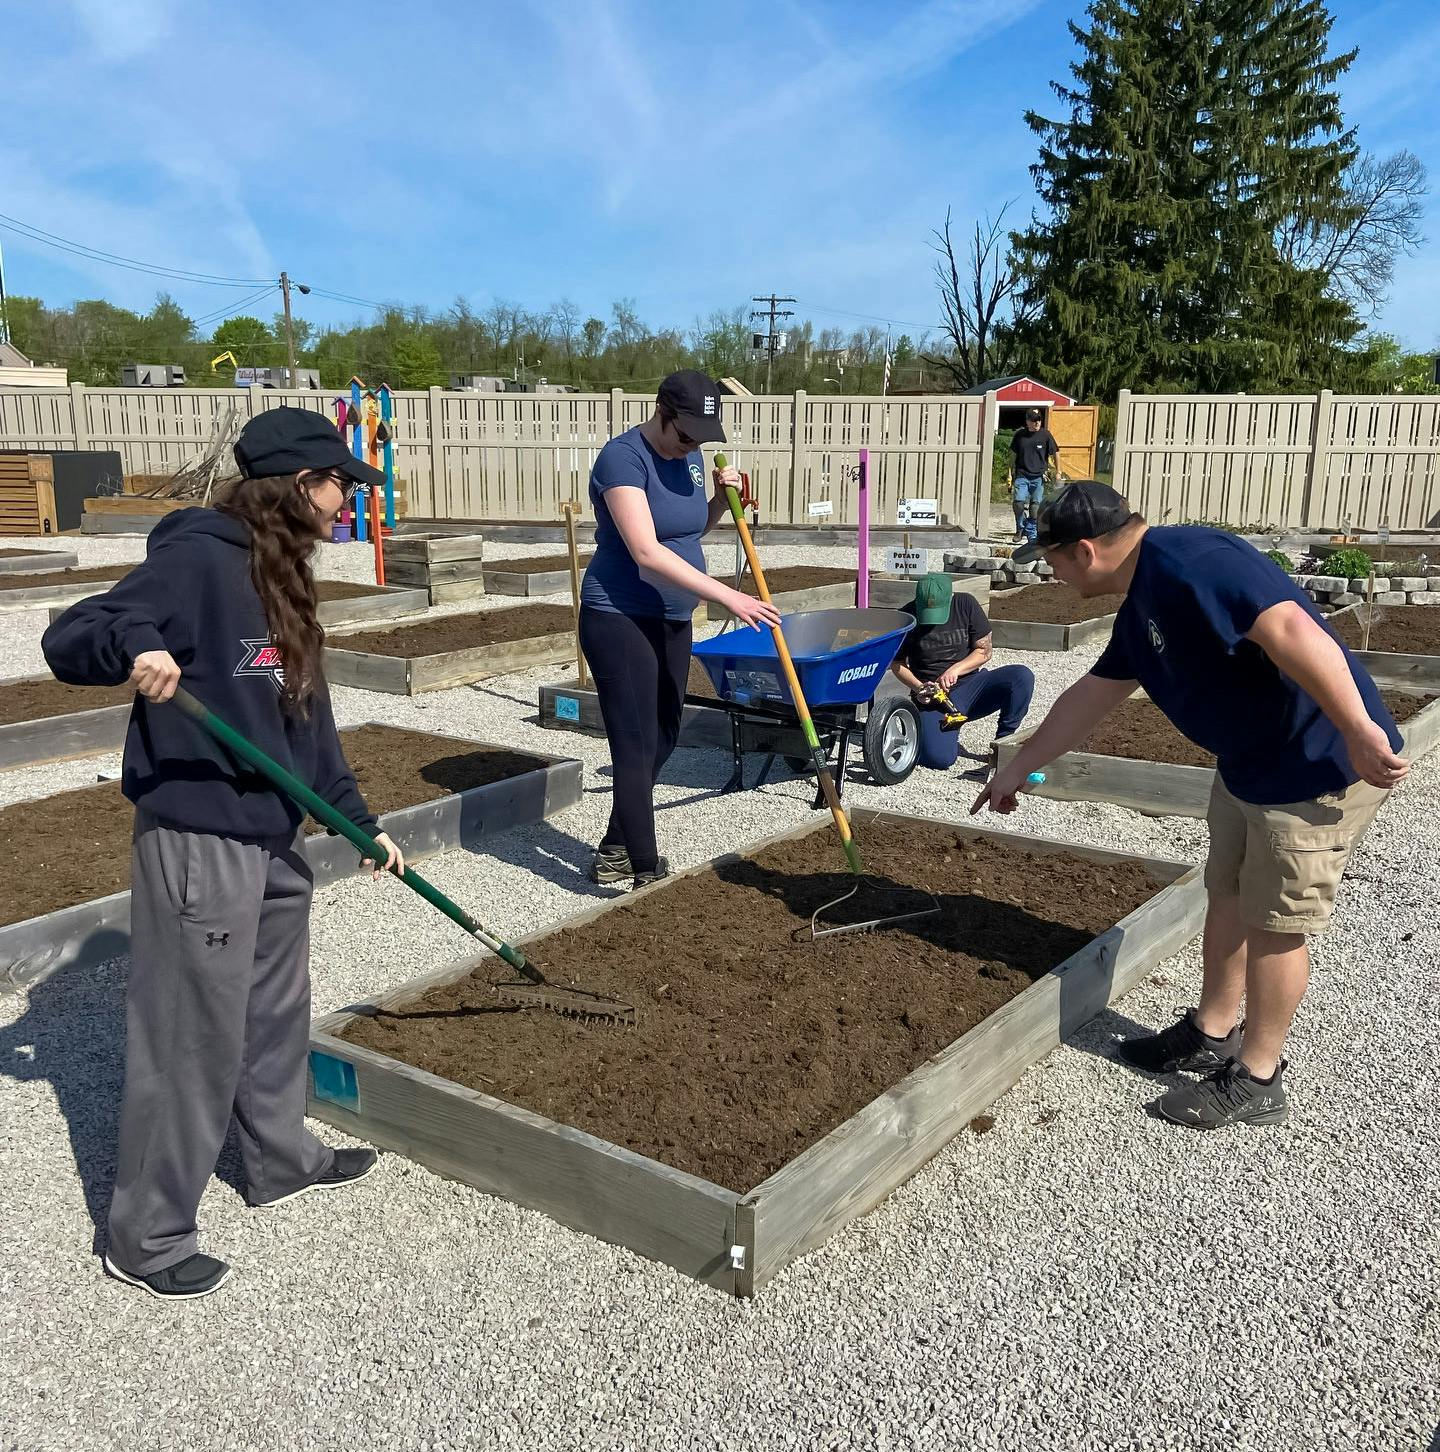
1303 389 1333 530
427 386 445 515
1111 389 1132 501
609 387 624 442
975 390 998 538
69 382 88 451
790 389 807 525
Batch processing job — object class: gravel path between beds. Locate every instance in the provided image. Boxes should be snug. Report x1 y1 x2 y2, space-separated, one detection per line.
1 531 1435 1452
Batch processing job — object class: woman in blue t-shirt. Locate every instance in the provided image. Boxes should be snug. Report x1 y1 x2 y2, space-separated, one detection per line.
579 371 780 887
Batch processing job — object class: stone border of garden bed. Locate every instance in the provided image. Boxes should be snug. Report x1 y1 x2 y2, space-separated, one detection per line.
0 735 583 994
994 688 1440 818
305 809 1203 1298
0 550 79 575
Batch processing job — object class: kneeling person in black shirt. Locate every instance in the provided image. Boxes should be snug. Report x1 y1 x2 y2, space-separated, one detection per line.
891 572 1035 768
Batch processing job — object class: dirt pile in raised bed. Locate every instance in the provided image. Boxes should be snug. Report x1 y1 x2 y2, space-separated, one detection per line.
1 725 549 926
987 585 1124 624
1331 605 1440 656
729 565 857 597
335 604 576 657
314 580 389 602
0 565 130 592
0 548 65 560
0 678 136 727
486 552 595 575
1079 691 1432 767
340 819 1164 1190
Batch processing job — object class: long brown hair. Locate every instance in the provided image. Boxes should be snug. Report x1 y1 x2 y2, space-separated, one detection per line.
214 473 324 716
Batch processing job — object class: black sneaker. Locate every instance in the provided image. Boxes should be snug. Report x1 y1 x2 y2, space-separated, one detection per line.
1115 1008 1241 1074
252 1148 379 1209
1153 1058 1290 1129
104 1251 231 1301
632 857 670 889
589 844 633 885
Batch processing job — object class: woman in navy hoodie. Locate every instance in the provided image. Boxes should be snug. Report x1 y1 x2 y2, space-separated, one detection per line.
43 408 402 1301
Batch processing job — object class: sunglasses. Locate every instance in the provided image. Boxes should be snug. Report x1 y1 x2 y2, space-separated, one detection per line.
668 417 699 450
304 468 358 505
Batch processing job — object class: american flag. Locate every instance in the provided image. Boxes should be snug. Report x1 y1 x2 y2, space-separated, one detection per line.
882 349 892 396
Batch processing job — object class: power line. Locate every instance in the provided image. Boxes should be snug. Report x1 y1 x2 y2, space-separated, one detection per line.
0 211 273 287
802 302 941 332
190 284 281 330
307 286 389 311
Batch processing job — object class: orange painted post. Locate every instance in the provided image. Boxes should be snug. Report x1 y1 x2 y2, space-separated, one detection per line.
370 487 385 586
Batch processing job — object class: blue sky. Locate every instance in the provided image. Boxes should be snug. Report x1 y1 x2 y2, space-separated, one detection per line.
3 0 1437 351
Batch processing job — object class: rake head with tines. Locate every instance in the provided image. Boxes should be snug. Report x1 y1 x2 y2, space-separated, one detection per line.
807 875 942 941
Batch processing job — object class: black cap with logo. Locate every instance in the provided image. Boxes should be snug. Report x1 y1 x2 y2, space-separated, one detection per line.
233 407 385 486
656 370 727 444
1012 479 1134 565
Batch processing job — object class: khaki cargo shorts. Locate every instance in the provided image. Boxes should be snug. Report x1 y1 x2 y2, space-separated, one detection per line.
1204 775 1389 935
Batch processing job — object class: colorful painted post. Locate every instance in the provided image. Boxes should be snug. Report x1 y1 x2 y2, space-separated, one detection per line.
332 397 353 540
350 377 367 543
857 447 870 608
378 382 396 528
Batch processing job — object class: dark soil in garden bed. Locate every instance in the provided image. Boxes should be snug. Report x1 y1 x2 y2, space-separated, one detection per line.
0 548 64 559
987 584 1124 623
487 552 594 575
1331 605 1440 656
333 604 577 657
314 580 391 602
339 820 1164 1190
730 565 857 597
1080 692 1432 767
0 725 548 927
0 677 135 727
0 565 130 591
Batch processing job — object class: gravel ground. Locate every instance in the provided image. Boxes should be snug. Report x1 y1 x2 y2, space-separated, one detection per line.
2 531 1436 1452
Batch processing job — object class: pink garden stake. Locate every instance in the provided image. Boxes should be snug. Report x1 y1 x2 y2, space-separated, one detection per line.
856 448 870 607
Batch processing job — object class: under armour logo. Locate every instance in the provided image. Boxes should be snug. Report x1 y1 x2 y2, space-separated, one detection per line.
206 932 230 948
1148 619 1166 653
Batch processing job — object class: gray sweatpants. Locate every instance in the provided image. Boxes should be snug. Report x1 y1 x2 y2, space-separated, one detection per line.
107 810 334 1274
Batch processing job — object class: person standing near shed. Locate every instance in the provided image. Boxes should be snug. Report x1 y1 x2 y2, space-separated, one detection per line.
580 371 780 888
42 408 402 1300
974 482 1406 1129
1010 408 1060 544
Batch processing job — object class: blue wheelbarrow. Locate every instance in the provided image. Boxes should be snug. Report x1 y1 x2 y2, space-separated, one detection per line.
689 607 922 797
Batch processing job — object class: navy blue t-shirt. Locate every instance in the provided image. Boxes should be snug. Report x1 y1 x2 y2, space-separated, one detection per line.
1091 526 1400 805
581 426 709 620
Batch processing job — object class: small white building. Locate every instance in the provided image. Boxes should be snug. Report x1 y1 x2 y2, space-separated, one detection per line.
0 341 67 389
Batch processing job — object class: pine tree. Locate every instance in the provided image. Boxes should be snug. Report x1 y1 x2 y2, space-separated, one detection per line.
1016 0 1363 398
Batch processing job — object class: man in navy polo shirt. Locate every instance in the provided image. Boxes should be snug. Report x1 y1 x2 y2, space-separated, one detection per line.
975 482 1407 1129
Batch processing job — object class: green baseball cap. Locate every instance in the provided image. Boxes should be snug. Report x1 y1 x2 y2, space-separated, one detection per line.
913 571 953 626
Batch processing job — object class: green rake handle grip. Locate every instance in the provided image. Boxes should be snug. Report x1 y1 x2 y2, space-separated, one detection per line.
168 686 539 981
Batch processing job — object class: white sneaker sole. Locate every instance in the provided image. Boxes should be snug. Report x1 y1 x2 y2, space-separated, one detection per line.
251 1155 378 1210
104 1254 231 1300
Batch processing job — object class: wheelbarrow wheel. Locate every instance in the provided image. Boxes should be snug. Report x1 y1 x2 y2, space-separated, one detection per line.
862 698 920 785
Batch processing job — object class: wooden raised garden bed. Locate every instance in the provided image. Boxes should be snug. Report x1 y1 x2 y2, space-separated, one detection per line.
0 676 135 770
0 548 79 575
985 584 1122 651
483 552 593 597
307 810 1204 1297
994 690 1440 817
382 533 486 604
704 565 859 620
325 604 578 694
540 660 730 748
0 725 582 992
1330 603 1440 690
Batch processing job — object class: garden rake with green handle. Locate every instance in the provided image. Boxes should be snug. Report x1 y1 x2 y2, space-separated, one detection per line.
715 458 940 941
167 686 637 1026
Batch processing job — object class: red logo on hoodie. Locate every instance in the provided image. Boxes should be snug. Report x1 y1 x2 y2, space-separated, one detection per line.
234 638 285 689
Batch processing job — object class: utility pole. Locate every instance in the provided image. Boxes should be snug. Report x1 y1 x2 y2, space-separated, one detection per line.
279 273 310 386
0 238 10 346
750 293 795 394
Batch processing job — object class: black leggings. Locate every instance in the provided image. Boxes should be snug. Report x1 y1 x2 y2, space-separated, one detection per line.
578 606 692 872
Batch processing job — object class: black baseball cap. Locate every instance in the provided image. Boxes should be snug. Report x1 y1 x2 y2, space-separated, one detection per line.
1013 480 1134 565
233 407 385 486
656 370 726 444
1024 408 1043 421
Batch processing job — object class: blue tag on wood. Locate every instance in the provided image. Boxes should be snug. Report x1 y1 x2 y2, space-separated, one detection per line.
309 1051 359 1112
555 695 581 721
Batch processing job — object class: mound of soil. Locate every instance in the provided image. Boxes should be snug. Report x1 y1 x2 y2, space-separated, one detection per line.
1079 691 1432 767
486 553 595 575
0 725 549 927
1331 605 1440 656
987 585 1124 624
0 678 135 727
333 604 577 657
315 580 390 602
340 819 1165 1190
731 565 857 597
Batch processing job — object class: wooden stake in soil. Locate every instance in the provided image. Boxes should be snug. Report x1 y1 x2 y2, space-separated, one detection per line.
561 500 588 689
370 487 386 587
1363 565 1375 653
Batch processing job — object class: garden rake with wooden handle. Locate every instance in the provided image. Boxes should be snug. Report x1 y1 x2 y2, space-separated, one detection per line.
167 686 637 1026
715 458 940 941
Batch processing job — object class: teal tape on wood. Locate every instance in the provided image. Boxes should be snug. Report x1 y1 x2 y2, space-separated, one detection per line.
310 1051 360 1113
555 695 581 721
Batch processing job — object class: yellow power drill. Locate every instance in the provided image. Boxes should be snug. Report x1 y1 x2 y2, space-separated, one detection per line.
911 682 967 732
